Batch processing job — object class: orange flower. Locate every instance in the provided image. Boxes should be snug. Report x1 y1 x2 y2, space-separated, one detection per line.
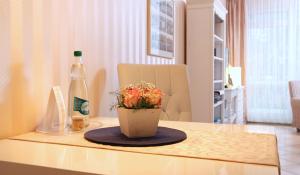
122 87 141 108
143 88 163 107
116 82 164 109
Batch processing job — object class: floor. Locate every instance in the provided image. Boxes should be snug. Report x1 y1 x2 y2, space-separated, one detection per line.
262 124 300 175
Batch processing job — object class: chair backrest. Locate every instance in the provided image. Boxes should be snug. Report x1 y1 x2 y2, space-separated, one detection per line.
289 81 300 98
117 64 192 121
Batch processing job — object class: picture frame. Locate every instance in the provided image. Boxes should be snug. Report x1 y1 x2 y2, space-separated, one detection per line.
147 0 175 59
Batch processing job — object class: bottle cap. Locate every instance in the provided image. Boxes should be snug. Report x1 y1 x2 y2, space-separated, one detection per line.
74 51 82 57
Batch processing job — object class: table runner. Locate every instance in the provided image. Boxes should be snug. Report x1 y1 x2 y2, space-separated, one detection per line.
10 118 279 167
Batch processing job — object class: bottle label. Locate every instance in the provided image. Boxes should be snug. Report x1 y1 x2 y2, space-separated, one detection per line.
73 97 89 115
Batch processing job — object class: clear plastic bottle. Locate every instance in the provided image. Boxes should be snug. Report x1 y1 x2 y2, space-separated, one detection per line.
68 51 89 130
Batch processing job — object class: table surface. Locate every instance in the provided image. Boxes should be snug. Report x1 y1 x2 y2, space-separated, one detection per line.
0 117 279 175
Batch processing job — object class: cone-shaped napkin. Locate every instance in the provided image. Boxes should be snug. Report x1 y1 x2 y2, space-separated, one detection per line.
36 86 67 134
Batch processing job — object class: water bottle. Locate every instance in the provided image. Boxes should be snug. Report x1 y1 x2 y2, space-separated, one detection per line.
68 51 89 131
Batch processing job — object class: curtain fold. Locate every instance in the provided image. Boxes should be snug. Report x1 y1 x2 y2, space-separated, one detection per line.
226 0 247 122
245 0 300 124
226 0 246 72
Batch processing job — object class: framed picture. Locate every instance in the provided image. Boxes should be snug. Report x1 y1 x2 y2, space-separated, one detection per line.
147 0 175 59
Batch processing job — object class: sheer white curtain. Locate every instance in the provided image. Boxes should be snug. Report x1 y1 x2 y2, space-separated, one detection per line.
246 0 300 123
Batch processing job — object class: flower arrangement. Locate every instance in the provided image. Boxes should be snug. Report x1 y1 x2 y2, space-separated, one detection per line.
111 81 164 110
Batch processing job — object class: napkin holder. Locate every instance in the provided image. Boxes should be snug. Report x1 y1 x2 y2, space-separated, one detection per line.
36 86 67 134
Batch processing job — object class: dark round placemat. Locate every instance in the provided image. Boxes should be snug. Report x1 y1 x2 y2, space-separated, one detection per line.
84 126 187 147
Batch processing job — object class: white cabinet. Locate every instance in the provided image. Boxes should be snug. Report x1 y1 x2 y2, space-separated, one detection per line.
187 0 227 123
224 87 244 124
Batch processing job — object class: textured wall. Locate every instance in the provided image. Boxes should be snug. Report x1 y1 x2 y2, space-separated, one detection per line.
0 0 185 138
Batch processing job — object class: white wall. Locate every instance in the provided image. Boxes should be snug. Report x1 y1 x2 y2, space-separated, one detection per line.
0 0 185 138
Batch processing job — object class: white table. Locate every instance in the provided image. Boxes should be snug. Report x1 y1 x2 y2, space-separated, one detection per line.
0 117 279 175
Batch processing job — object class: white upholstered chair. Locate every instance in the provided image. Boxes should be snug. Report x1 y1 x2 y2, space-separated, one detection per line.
289 81 300 132
117 64 192 121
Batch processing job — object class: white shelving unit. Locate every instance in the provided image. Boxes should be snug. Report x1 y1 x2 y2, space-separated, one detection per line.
187 0 227 123
214 56 224 61
214 34 223 43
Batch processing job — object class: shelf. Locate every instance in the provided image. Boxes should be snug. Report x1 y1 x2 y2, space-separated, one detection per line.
214 56 223 61
214 101 223 108
214 34 223 43
214 117 222 123
214 80 223 83
215 13 224 23
215 90 224 95
187 3 227 123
